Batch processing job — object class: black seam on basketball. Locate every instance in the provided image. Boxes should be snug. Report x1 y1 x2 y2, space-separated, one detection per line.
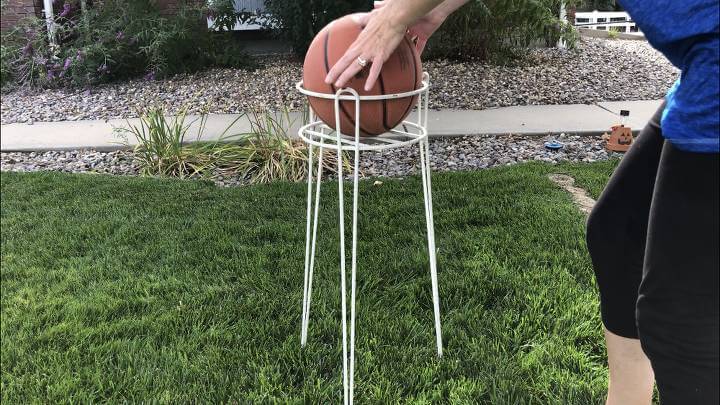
397 36 418 125
377 73 391 132
324 29 372 135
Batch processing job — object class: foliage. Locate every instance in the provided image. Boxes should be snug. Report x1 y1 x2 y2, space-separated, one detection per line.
606 28 620 39
261 0 576 63
1 161 616 402
207 0 259 32
1 0 256 88
116 106 344 184
230 110 325 184
261 0 372 55
1 42 15 88
577 0 620 12
426 0 578 62
115 107 217 178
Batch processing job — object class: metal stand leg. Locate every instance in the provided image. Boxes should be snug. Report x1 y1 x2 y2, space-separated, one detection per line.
333 89 361 405
301 140 314 345
301 136 324 346
419 138 443 357
417 74 442 357
349 129 360 404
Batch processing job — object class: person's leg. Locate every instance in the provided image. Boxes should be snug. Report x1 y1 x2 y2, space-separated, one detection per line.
586 104 666 404
604 329 655 404
637 141 719 404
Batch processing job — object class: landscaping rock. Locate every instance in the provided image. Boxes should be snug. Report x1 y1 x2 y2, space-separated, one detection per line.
1 38 677 124
1 133 621 186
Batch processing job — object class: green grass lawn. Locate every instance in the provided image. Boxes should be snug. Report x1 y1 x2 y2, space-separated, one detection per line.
1 160 618 403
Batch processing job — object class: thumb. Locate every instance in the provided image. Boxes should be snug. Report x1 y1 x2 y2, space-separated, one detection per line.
416 37 428 55
373 1 386 9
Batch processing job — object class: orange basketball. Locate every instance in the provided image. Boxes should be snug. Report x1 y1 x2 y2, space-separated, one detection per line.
303 14 422 137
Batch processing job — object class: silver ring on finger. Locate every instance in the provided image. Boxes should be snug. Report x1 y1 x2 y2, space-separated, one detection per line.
357 56 368 67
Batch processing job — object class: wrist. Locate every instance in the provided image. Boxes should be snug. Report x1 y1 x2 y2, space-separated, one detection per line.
427 8 448 26
433 0 468 22
383 3 411 32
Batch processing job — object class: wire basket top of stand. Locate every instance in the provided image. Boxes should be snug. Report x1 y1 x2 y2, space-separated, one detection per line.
296 72 431 152
295 72 430 101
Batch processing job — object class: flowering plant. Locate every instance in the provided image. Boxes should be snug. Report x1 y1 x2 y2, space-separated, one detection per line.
1 0 257 88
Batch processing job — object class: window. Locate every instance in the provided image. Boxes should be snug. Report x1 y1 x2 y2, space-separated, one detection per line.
576 18 590 23
597 18 607 23
610 17 626 22
597 26 606 30
630 25 639 32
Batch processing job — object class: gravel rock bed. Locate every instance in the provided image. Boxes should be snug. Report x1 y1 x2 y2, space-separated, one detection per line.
1 150 139 176
1 134 620 186
1 38 677 124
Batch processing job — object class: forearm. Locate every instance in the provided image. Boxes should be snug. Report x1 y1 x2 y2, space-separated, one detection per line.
431 0 471 20
382 0 445 28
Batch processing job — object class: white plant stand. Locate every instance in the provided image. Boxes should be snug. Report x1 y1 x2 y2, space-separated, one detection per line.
296 72 441 405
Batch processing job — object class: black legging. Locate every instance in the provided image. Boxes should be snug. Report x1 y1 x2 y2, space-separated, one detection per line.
586 102 719 404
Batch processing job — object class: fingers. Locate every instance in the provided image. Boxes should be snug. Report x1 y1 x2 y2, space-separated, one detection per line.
365 59 383 91
408 28 428 55
373 1 386 9
351 12 371 27
334 56 367 88
325 47 360 85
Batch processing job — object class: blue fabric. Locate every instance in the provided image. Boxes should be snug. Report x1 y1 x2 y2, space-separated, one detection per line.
620 0 719 153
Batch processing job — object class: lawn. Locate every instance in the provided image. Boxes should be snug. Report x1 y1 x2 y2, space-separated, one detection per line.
1 160 619 403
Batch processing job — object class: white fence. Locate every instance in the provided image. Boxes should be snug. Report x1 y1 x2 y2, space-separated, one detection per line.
574 10 641 34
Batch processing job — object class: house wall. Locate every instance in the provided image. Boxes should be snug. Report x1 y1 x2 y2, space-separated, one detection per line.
1 0 43 31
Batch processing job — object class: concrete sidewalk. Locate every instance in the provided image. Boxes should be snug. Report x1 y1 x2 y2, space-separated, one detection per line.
0 99 662 152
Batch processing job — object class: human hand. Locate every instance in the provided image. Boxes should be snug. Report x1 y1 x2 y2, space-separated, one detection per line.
373 0 446 55
323 10 407 91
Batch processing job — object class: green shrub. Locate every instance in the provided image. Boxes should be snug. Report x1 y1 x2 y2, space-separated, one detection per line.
1 42 15 88
116 107 214 178
262 0 576 63
117 106 345 184
577 0 619 12
1 0 256 88
426 0 578 62
262 0 372 55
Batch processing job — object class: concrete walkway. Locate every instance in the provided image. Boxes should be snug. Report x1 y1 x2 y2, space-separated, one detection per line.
0 99 662 152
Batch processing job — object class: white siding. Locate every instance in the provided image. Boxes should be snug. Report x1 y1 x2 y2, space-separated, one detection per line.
575 10 641 34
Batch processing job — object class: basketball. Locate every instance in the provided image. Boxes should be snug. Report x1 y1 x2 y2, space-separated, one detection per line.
302 14 422 137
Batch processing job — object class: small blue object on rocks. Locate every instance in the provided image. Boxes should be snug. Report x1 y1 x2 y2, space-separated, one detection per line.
544 140 564 151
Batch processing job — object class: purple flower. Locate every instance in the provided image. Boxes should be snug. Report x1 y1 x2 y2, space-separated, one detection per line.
22 42 33 56
115 31 125 41
63 57 72 71
47 70 55 80
144 71 156 81
97 63 109 74
59 3 72 18
75 50 84 62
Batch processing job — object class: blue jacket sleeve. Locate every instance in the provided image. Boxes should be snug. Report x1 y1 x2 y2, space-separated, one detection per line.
619 0 719 152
